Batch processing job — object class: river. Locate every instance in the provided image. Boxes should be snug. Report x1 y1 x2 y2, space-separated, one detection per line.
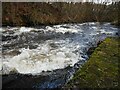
1 22 119 88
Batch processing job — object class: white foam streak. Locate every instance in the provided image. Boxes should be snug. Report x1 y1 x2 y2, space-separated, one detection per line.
46 26 79 34
19 27 34 32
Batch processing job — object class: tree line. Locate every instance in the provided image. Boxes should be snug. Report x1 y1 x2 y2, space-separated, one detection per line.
2 2 119 26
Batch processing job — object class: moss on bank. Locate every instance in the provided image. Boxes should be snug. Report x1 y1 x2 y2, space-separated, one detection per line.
64 37 120 88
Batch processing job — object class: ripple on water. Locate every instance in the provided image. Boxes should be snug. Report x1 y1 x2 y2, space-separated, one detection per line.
1 22 119 75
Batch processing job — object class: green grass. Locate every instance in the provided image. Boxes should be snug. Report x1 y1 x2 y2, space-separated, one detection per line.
64 37 120 88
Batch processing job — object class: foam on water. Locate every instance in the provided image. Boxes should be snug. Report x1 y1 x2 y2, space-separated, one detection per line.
2 40 81 74
46 26 79 34
0 28 2 32
19 27 34 32
1 22 119 75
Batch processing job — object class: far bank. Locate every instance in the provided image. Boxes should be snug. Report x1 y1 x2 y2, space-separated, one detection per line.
2 2 120 27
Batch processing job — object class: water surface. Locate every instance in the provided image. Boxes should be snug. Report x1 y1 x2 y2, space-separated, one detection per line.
1 22 119 88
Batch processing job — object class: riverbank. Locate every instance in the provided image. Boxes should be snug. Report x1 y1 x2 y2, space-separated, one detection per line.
2 2 119 27
63 37 120 88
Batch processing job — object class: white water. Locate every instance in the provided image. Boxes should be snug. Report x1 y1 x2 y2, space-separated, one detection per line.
2 40 81 74
1 22 119 75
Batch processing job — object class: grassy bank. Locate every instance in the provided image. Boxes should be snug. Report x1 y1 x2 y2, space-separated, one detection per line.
2 2 119 26
64 37 120 88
